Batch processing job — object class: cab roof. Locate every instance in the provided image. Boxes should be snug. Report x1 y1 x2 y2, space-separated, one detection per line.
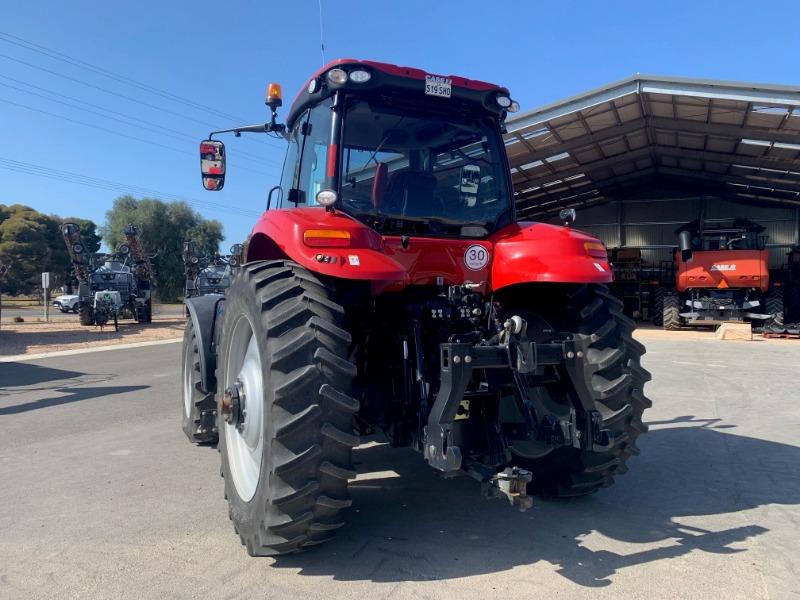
287 59 509 128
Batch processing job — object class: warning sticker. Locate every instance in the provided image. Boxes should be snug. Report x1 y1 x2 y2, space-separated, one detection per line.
348 255 360 266
464 245 489 270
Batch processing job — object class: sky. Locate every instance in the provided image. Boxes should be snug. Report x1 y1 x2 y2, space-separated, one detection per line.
2 0 798 248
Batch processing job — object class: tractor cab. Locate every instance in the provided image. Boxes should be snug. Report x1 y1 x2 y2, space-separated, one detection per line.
678 218 766 255
201 59 518 239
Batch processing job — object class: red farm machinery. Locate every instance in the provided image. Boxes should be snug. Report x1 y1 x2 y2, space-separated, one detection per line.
652 218 785 330
182 60 652 555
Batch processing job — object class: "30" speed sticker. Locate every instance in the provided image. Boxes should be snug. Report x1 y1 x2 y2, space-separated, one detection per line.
464 244 490 270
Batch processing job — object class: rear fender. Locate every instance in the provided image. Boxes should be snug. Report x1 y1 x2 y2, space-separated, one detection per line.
245 207 408 284
184 294 225 394
490 222 612 290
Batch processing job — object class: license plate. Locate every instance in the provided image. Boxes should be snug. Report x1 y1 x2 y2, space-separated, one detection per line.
425 74 452 98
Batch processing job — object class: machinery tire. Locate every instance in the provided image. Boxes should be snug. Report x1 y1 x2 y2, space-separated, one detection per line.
140 300 153 324
662 293 681 330
181 319 217 443
785 284 800 324
217 260 358 555
79 303 93 326
510 284 651 497
652 287 665 326
133 300 153 323
764 290 784 329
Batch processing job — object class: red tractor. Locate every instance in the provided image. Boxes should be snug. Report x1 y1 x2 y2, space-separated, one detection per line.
653 218 784 330
182 60 651 555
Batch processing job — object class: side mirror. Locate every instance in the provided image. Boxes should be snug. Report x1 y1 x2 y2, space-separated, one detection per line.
200 140 226 191
559 208 576 226
229 243 243 267
182 240 197 264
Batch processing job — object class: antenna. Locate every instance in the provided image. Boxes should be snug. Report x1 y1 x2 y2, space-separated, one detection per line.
318 0 326 65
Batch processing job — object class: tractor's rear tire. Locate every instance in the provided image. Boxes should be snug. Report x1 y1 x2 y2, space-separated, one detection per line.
181 319 217 444
79 303 93 326
764 290 784 329
217 260 358 555
652 287 665 326
509 284 651 497
662 293 681 330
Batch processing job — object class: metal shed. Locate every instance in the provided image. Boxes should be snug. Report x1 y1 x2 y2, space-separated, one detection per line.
504 75 800 268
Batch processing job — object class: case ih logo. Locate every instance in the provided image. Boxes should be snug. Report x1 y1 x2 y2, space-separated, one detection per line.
710 264 737 271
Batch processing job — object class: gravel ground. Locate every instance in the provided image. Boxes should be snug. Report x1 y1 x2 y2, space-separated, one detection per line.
0 317 184 356
3 315 792 359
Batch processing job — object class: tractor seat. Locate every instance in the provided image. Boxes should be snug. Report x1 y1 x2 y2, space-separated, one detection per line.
383 170 439 218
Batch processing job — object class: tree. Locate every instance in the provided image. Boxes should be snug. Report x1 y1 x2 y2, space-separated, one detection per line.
101 196 223 302
0 204 101 295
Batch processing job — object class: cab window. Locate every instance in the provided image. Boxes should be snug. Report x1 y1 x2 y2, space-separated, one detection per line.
277 113 303 208
295 102 333 205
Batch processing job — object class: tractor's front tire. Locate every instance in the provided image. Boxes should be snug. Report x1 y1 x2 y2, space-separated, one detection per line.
79 304 93 326
508 284 652 497
181 319 217 443
217 260 359 555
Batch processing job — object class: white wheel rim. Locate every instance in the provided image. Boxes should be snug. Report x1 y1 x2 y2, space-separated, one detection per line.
224 315 264 502
182 341 193 418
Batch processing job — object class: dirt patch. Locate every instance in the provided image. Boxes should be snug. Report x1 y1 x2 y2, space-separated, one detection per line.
633 323 795 343
0 317 185 356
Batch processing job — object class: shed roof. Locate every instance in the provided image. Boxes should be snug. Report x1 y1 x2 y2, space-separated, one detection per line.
504 75 800 218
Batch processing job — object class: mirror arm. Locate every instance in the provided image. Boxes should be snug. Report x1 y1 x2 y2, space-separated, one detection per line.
208 122 286 139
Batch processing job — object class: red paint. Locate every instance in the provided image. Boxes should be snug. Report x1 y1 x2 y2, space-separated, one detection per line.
675 249 769 293
327 144 338 178
382 237 492 286
489 222 612 290
246 209 612 292
246 208 408 284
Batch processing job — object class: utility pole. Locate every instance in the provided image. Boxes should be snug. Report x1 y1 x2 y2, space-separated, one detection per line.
0 262 8 330
42 271 50 322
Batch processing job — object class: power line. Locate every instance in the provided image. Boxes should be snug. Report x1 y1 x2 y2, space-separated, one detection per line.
0 95 277 177
0 74 282 168
0 30 255 125
0 50 283 152
0 158 259 216
0 156 263 218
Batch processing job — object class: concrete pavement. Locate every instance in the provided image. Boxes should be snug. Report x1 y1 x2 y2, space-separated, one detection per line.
0 337 798 599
